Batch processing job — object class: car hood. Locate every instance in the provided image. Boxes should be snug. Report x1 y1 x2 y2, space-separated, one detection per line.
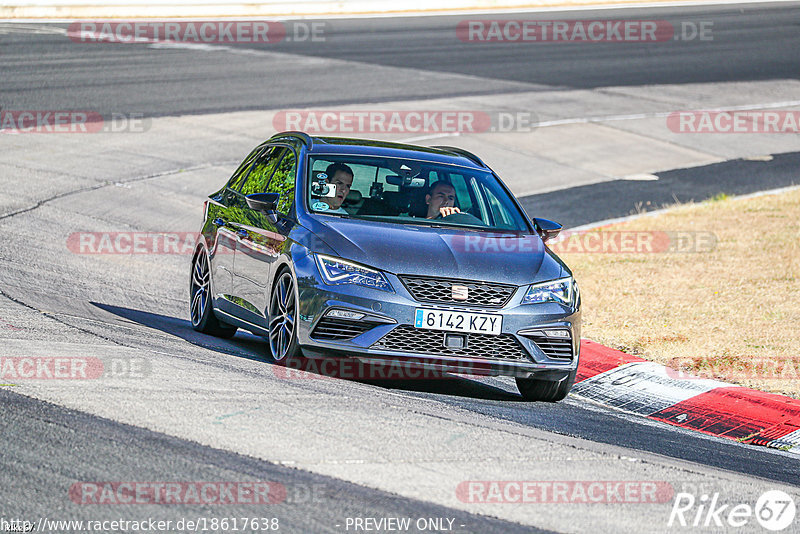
308 217 568 286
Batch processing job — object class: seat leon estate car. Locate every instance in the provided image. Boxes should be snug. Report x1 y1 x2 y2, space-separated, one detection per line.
190 131 581 401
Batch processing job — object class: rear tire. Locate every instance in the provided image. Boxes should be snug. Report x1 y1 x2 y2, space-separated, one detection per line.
516 369 577 402
190 247 238 339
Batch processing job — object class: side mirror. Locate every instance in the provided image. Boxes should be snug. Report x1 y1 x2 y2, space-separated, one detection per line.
246 193 280 223
533 218 562 243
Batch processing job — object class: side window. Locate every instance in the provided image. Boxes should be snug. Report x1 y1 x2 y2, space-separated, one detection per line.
347 163 380 197
265 149 297 215
446 173 474 214
240 147 287 196
375 167 399 193
482 185 514 228
226 147 263 191
470 177 490 223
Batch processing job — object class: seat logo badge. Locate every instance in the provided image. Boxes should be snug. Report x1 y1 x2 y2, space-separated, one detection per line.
451 285 469 301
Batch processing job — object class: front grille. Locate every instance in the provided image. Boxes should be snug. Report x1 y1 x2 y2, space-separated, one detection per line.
520 332 574 360
400 275 516 308
311 317 376 341
372 325 529 361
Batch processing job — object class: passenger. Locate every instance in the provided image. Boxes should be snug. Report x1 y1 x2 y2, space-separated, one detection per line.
320 163 353 214
424 181 461 219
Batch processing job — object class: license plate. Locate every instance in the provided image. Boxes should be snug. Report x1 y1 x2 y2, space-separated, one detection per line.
414 308 502 335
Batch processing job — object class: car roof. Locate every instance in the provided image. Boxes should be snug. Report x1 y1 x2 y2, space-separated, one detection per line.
266 131 488 171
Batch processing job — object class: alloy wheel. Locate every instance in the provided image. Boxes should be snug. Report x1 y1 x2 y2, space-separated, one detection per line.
269 271 296 361
190 249 210 327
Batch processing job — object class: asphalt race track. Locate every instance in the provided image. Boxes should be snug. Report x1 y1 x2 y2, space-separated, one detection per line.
1 4 799 116
1 3 800 533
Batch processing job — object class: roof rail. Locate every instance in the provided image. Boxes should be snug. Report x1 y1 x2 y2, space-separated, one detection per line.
270 131 313 149
432 145 487 168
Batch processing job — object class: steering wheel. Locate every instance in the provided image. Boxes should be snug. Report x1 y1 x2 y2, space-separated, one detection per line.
435 212 487 226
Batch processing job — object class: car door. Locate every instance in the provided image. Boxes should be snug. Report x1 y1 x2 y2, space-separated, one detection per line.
230 146 296 325
207 146 262 301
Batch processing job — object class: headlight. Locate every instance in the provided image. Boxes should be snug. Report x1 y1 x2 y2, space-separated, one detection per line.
315 254 393 292
522 277 575 306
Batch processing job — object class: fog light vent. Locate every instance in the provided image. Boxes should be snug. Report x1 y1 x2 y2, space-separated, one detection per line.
520 330 574 360
325 309 365 320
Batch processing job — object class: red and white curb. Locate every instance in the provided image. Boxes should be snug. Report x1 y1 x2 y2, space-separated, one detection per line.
573 340 800 454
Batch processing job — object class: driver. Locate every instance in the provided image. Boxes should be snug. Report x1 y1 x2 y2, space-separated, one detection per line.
425 181 461 219
320 162 353 214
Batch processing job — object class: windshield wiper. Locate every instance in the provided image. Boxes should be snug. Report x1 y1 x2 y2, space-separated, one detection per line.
318 212 352 219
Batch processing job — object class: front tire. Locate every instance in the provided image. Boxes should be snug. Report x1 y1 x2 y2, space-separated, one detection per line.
516 369 577 402
267 269 302 364
190 247 238 338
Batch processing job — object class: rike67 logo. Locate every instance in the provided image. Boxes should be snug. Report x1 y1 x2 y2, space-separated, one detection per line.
669 490 796 531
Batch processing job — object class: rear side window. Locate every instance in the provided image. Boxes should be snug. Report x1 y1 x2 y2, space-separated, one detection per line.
240 147 288 196
264 149 297 215
226 147 263 191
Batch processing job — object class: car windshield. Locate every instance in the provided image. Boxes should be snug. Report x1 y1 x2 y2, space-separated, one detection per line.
306 155 530 232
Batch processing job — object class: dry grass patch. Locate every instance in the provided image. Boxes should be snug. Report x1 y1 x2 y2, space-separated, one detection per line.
560 188 800 397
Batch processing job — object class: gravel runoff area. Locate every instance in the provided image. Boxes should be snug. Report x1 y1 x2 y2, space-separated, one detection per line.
561 187 800 398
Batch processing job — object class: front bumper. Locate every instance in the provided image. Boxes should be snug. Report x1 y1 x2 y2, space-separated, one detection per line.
293 253 580 379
